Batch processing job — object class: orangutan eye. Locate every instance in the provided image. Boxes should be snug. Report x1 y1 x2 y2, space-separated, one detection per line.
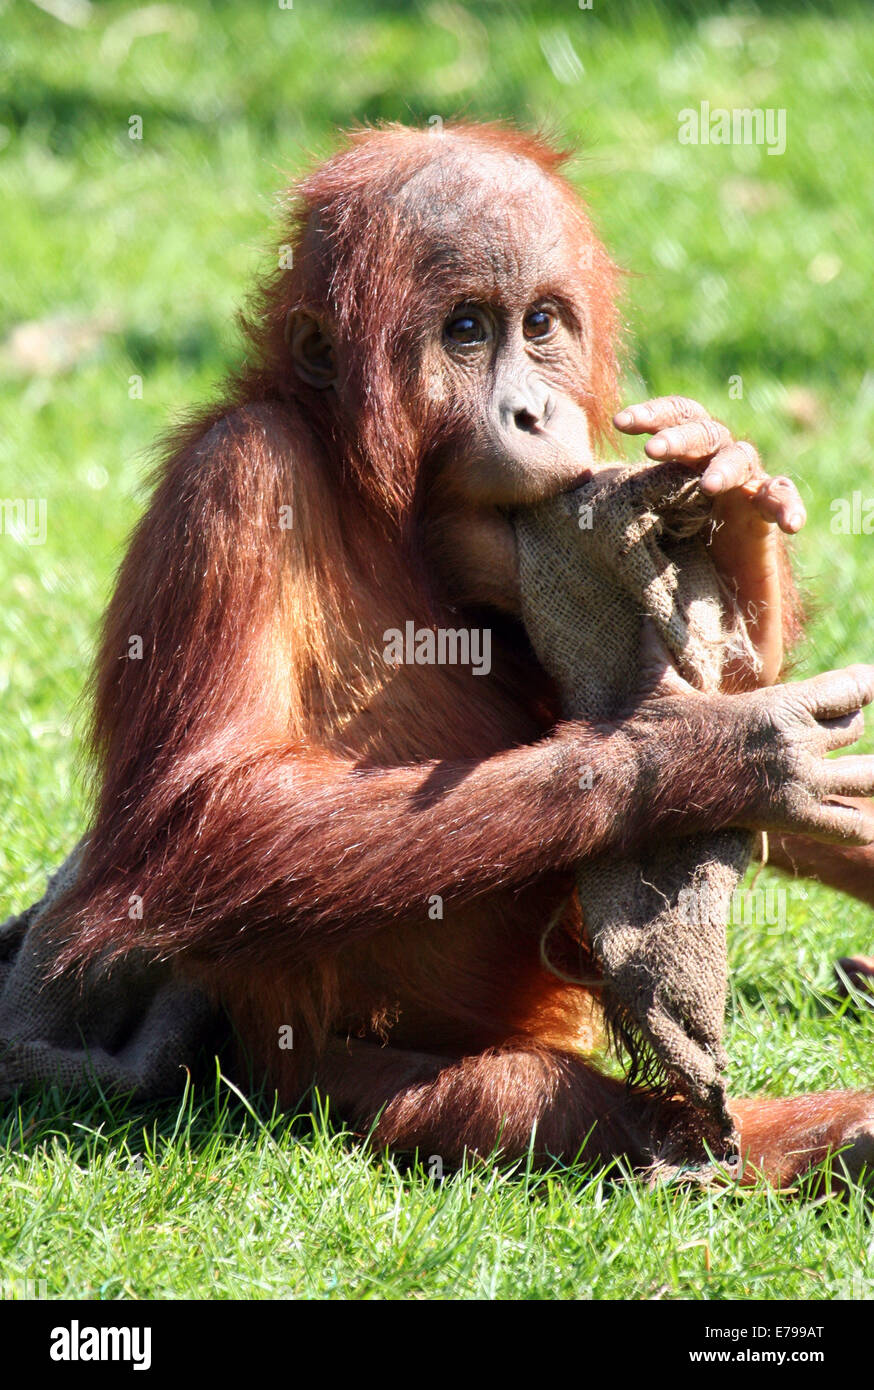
523 307 557 340
444 308 488 346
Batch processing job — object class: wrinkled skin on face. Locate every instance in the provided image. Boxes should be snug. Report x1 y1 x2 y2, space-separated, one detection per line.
396 152 596 505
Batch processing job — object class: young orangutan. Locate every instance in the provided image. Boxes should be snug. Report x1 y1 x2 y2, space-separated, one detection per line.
48 123 874 1183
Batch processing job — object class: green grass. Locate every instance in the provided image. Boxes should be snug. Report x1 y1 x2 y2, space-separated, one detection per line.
3 1078 874 1301
2 0 874 1301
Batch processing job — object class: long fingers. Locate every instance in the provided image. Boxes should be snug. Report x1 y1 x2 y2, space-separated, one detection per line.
698 439 760 494
819 710 867 751
614 396 710 434
614 397 733 464
748 473 806 535
792 665 874 727
794 796 874 845
647 419 733 463
820 757 874 798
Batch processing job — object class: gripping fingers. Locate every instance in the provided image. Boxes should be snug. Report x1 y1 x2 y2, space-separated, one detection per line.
614 397 748 474
614 396 709 434
796 796 874 846
795 665 874 724
645 418 732 462
699 439 760 494
820 756 874 798
819 709 867 752
749 474 806 534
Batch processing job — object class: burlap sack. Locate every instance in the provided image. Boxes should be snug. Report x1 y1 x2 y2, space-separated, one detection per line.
0 842 219 1100
514 461 756 1152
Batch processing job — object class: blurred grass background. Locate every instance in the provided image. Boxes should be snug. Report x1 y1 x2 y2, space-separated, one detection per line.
1 0 874 1301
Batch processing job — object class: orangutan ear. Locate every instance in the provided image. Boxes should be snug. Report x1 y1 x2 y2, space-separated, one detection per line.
286 309 337 389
